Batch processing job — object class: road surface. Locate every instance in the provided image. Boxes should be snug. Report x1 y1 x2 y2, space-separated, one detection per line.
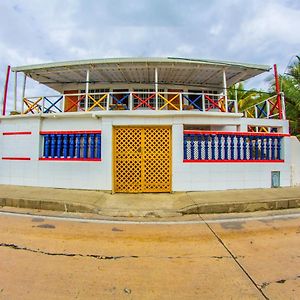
0 209 299 299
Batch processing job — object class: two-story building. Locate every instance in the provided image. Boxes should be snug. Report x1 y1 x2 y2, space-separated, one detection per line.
1 57 299 192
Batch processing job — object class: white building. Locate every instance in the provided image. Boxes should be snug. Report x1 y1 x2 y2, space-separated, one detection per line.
1 57 299 192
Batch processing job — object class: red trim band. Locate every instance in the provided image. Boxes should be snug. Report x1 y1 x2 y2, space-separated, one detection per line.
3 131 32 135
183 130 290 137
40 130 102 135
183 159 284 163
2 157 31 160
39 158 101 161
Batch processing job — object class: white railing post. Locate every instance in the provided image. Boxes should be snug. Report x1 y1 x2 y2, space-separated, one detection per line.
155 67 158 110
41 97 45 113
21 74 26 114
255 105 258 118
280 92 286 120
62 94 65 112
13 71 17 111
129 91 133 110
202 93 205 112
266 99 270 119
234 99 238 113
223 69 228 112
179 93 183 111
106 92 110 111
85 69 89 112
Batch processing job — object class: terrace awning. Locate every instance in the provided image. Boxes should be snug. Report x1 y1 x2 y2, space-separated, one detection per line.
12 57 270 92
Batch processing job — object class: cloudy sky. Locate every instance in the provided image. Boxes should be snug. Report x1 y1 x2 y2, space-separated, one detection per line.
0 0 300 110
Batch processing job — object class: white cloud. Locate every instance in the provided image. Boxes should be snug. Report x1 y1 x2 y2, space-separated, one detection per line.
0 0 299 111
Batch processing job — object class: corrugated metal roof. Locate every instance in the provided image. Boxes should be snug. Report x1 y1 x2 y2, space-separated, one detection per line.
11 57 271 92
12 57 270 72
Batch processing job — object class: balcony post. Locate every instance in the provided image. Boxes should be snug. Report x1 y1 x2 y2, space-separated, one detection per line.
2 65 10 116
106 92 110 111
129 91 133 110
266 99 270 118
281 92 286 120
85 69 90 112
62 94 65 112
21 73 27 114
202 93 205 112
222 69 228 112
13 71 17 111
155 67 158 110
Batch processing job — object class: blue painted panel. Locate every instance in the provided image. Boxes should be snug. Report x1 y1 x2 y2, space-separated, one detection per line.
96 133 101 159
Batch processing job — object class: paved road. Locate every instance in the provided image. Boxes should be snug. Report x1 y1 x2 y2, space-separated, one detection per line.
0 210 299 299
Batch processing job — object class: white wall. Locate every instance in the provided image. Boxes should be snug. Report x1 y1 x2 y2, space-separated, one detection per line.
0 115 109 190
0 113 294 191
290 136 300 186
171 124 291 191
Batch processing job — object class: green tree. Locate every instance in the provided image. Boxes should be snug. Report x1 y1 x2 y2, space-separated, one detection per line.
278 58 300 137
227 82 268 112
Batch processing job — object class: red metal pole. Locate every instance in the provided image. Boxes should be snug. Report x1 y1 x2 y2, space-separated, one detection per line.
273 64 282 119
2 65 11 116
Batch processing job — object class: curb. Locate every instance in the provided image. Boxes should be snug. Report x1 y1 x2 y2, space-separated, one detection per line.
178 198 300 214
0 198 99 214
1 197 300 218
0 197 181 218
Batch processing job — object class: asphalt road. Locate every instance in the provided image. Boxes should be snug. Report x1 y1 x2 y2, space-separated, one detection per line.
0 209 299 299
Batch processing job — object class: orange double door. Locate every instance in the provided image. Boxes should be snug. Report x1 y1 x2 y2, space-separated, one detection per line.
113 126 172 193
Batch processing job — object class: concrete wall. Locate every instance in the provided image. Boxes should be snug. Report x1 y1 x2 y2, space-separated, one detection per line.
0 116 108 190
0 113 293 191
290 136 300 186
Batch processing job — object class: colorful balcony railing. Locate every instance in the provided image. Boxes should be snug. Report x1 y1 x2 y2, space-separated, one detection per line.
39 130 101 161
243 94 286 120
183 130 288 162
21 92 238 114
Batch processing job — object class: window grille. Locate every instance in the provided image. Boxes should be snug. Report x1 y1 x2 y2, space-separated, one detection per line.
133 89 165 108
40 131 101 161
79 89 109 109
183 131 285 162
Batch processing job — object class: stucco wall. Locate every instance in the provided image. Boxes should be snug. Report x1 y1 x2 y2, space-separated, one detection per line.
0 113 293 191
0 116 108 190
290 136 300 186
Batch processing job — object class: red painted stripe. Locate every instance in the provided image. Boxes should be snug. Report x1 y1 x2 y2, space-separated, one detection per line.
2 157 31 160
183 130 290 137
39 158 102 162
3 131 32 135
183 159 284 163
40 130 102 135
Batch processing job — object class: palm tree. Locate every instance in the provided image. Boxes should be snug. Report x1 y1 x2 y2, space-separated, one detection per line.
266 57 300 137
227 82 269 112
278 58 300 137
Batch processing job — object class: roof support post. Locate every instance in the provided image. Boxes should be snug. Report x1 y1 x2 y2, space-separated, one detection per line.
85 69 90 112
13 71 17 112
155 67 158 110
222 69 228 112
21 73 26 114
2 65 11 116
274 64 283 119
234 83 238 113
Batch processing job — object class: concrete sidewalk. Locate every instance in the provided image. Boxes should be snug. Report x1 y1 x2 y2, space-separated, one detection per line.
0 184 300 218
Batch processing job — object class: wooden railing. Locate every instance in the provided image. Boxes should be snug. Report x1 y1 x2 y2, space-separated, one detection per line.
21 91 238 114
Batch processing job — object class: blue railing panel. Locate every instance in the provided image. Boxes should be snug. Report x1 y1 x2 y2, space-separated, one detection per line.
183 132 284 162
41 131 102 160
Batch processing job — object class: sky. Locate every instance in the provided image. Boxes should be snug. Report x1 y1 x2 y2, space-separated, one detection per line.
0 0 300 111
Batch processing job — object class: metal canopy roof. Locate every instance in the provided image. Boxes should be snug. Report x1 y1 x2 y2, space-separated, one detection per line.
12 57 271 92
